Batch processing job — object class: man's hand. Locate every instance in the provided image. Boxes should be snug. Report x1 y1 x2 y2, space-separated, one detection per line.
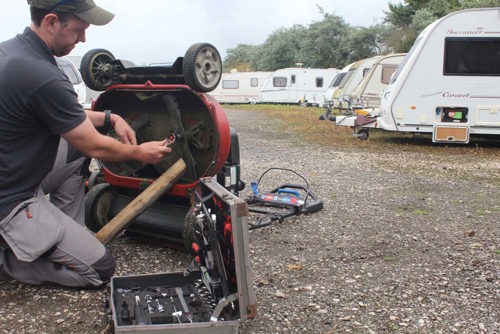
85 110 137 145
137 140 172 165
112 115 137 145
63 119 172 163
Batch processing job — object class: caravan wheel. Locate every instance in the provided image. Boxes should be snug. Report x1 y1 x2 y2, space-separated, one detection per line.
357 129 369 140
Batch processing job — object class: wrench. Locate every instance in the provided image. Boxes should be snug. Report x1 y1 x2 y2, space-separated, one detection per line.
175 287 193 323
170 296 183 323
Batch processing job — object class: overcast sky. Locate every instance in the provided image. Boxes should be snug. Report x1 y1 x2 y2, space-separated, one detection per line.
1 0 400 65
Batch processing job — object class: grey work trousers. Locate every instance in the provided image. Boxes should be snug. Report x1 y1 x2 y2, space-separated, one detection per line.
0 139 115 287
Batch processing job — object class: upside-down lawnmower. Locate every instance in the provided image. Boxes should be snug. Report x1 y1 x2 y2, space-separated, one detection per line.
81 43 243 251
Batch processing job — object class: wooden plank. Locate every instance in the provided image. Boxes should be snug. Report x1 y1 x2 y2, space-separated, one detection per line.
96 158 187 245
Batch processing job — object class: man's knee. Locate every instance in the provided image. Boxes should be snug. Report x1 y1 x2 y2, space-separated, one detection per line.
91 248 116 282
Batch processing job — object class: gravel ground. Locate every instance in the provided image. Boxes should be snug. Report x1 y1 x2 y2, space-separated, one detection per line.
1 108 499 334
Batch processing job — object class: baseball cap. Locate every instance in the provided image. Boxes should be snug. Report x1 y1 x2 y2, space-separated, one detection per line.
28 0 114 26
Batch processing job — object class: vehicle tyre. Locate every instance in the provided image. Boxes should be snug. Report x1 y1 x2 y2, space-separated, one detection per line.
80 48 116 91
84 183 113 233
357 129 369 140
182 208 196 254
183 43 222 92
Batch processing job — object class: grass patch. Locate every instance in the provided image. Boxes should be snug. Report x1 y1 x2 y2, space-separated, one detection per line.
224 104 500 155
475 209 487 216
386 322 398 331
413 209 427 215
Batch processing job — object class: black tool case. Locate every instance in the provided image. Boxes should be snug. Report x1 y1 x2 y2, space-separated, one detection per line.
109 178 256 333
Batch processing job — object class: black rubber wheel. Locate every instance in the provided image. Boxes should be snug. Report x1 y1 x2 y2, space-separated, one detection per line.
86 170 103 192
80 48 116 91
183 43 222 92
358 129 369 140
84 183 113 233
182 208 197 254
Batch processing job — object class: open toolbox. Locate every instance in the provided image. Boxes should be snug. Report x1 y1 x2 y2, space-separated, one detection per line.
108 178 256 333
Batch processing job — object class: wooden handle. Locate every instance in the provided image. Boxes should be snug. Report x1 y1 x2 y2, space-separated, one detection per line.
96 158 187 245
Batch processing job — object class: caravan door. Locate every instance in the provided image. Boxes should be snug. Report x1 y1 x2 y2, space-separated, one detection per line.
287 71 299 103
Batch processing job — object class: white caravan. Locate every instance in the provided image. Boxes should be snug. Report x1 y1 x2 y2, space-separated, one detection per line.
323 62 353 107
349 53 406 109
379 8 500 143
210 71 272 104
259 67 339 107
336 8 500 143
329 56 381 110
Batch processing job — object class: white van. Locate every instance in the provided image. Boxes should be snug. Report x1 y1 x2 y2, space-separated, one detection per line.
56 56 86 107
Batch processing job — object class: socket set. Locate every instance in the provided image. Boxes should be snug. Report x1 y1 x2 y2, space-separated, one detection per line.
109 178 256 333
113 279 216 326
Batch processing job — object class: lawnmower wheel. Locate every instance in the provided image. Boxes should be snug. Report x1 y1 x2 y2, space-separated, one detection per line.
182 208 196 255
80 48 116 91
183 43 222 92
84 183 113 233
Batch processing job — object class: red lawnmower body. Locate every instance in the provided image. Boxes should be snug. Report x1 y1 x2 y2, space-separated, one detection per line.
93 82 231 197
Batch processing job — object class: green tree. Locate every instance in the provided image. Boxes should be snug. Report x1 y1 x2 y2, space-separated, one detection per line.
297 13 352 68
384 0 497 52
344 24 390 64
256 25 308 71
223 44 260 72
457 0 500 8
385 2 415 28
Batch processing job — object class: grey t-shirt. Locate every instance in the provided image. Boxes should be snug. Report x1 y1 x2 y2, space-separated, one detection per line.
0 27 86 210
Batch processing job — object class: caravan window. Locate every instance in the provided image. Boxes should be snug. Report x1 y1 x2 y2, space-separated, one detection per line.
338 70 354 88
222 80 239 89
381 65 398 84
315 77 324 88
362 68 370 77
250 78 259 87
329 72 346 88
273 77 287 87
291 75 296 84
444 37 500 76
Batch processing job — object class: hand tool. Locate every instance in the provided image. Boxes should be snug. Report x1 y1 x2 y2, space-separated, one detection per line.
156 299 164 313
164 133 177 146
134 295 150 325
144 295 155 314
170 296 182 323
120 301 130 323
175 286 193 323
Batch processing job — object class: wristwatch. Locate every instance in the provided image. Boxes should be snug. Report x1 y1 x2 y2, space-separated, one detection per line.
104 110 112 129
